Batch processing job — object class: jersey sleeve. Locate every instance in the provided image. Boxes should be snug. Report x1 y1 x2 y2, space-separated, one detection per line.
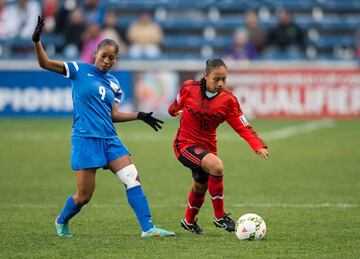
226 95 267 152
63 61 80 79
109 77 123 103
168 80 192 116
114 89 123 103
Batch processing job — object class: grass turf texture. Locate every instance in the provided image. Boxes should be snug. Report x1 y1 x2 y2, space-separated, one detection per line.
0 118 359 258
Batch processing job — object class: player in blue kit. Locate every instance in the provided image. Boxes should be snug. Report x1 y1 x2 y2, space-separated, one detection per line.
32 17 175 238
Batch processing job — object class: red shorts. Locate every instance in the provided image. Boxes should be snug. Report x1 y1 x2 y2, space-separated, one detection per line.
174 145 210 183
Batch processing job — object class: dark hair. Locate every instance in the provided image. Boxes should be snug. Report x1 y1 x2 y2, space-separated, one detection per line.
204 58 227 75
200 58 227 99
96 38 119 54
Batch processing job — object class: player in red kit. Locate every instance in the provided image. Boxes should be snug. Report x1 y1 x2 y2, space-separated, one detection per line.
168 58 269 234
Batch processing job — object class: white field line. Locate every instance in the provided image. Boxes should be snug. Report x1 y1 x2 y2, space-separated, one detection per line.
3 203 357 209
2 120 335 142
260 119 335 141
232 203 356 209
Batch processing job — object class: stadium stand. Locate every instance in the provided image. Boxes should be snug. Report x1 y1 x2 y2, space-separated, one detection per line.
0 0 359 60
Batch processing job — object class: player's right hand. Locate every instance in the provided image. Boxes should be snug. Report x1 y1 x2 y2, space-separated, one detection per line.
32 16 44 43
256 148 269 158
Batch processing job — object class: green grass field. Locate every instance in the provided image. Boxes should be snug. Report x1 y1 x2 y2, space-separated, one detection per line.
0 118 359 258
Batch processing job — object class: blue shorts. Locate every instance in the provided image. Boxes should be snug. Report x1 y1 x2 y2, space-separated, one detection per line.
71 136 130 171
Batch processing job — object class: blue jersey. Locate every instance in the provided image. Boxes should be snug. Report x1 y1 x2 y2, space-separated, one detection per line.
64 61 122 138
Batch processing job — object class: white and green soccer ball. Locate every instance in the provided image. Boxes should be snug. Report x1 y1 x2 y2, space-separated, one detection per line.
235 213 266 240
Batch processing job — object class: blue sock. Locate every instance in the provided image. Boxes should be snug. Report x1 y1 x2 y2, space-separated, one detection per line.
126 185 154 232
57 195 82 224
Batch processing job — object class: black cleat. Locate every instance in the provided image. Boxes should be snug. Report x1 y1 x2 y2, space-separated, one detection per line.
181 218 204 234
213 213 236 232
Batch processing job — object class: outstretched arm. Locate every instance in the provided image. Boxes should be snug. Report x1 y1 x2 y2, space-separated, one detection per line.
111 102 163 131
226 96 268 158
227 116 268 158
33 16 65 75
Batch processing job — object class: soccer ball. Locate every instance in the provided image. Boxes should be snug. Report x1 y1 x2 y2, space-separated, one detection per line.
235 213 266 240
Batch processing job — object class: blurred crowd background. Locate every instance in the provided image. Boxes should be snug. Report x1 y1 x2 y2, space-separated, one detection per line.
0 0 359 119
0 0 359 62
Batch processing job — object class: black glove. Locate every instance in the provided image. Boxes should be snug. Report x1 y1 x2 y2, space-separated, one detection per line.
137 112 164 131
32 16 44 42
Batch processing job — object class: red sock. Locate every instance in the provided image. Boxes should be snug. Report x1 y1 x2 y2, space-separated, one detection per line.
208 175 224 219
185 188 205 224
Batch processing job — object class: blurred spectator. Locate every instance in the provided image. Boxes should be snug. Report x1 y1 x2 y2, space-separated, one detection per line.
1 0 41 39
0 0 8 38
54 0 77 33
0 0 8 56
265 9 305 58
245 11 266 54
225 30 257 60
354 29 360 62
42 0 60 34
102 11 127 56
126 13 164 58
63 8 86 58
82 0 103 25
80 23 104 63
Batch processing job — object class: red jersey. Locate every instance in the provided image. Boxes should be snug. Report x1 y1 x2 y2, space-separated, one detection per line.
168 80 266 154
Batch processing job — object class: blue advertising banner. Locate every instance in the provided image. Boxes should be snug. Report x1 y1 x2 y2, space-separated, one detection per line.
0 70 133 116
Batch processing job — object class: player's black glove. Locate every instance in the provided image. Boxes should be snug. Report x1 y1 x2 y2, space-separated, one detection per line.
32 16 44 42
137 111 164 131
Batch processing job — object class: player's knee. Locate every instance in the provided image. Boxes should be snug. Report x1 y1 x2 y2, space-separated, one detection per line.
74 192 92 205
115 164 141 189
202 154 224 176
209 159 224 176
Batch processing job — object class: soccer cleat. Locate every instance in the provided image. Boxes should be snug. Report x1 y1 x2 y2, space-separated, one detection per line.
181 218 203 234
213 213 236 232
54 217 73 237
141 226 175 238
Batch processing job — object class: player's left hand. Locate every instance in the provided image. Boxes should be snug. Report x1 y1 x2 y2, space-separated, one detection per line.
256 148 269 158
137 111 164 131
32 16 44 42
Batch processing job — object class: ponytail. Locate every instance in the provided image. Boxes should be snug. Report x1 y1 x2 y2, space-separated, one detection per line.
200 77 207 100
